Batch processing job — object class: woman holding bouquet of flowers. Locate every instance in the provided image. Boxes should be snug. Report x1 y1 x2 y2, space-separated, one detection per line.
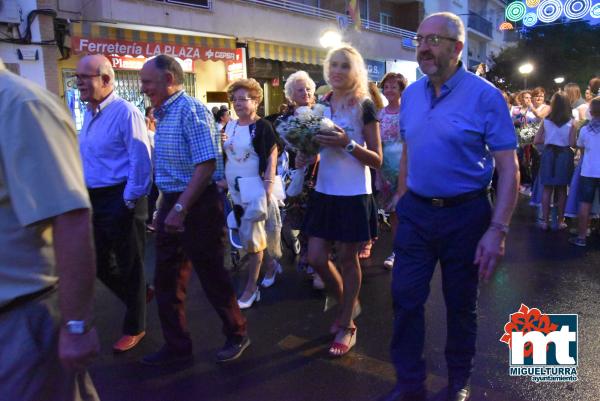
277 70 328 289
223 78 281 309
299 45 382 357
533 92 576 230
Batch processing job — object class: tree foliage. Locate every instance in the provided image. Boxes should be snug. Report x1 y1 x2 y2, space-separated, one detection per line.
488 21 600 94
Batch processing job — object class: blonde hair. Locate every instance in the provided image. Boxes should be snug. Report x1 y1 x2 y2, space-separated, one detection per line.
564 83 581 106
227 78 263 104
323 45 369 102
284 70 316 103
368 82 384 111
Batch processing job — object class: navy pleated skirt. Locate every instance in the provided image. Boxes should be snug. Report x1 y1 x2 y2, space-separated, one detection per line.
303 191 378 243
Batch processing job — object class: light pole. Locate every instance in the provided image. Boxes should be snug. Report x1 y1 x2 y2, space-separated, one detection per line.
518 63 534 89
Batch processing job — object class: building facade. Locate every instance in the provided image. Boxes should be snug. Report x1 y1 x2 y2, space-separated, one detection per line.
1 0 427 119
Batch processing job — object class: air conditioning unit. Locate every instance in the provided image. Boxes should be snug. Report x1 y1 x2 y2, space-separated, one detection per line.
0 0 21 24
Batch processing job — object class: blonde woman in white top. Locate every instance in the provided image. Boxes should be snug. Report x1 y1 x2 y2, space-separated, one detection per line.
297 45 382 357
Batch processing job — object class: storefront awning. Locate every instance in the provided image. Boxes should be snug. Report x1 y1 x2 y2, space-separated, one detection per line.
71 22 236 49
70 22 238 61
248 41 326 65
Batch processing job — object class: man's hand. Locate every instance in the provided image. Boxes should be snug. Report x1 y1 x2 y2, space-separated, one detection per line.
59 327 100 371
164 208 185 233
474 228 506 282
386 192 403 212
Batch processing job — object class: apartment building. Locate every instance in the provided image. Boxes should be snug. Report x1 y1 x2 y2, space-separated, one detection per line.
1 0 426 120
422 0 516 70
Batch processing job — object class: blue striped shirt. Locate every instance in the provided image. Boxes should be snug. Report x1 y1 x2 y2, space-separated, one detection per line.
154 91 224 193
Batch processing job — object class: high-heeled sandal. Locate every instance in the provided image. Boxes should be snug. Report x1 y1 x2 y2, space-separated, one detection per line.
329 302 362 334
329 326 357 357
237 289 260 309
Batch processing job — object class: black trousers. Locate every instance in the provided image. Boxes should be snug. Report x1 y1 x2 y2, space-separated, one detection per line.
89 183 147 335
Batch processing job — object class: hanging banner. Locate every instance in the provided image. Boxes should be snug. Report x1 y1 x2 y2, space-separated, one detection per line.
72 36 238 61
107 55 194 72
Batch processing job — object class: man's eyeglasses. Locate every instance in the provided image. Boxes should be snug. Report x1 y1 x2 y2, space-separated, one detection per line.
72 74 101 81
230 97 254 103
412 34 458 47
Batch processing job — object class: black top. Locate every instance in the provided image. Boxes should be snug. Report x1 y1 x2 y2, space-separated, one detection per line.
249 118 278 177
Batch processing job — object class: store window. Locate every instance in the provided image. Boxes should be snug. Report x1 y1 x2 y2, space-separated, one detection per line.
63 69 196 131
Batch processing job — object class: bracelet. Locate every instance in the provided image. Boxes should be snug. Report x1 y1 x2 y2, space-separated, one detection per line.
489 221 509 234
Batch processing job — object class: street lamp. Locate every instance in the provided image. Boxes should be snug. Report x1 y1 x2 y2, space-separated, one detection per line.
518 63 534 89
319 30 342 48
554 77 565 84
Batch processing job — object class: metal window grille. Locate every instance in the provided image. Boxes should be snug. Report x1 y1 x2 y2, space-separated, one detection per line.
62 69 197 131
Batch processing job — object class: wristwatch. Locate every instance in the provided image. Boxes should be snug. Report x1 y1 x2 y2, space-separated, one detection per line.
125 199 136 209
65 320 91 335
345 139 357 153
173 203 186 214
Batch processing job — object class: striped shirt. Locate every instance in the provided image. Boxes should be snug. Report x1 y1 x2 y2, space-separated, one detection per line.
154 90 224 193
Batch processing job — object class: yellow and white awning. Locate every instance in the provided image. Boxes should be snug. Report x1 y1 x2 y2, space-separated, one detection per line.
70 22 236 50
248 41 326 65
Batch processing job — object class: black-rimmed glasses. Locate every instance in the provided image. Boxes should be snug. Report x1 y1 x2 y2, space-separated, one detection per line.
412 34 458 47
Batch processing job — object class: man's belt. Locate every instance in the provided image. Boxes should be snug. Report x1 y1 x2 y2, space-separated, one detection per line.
410 187 489 208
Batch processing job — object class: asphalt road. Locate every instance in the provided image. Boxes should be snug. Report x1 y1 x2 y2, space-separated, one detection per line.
89 197 600 401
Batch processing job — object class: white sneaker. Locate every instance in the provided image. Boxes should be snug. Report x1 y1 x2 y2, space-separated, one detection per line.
383 253 395 270
312 272 325 290
569 227 591 237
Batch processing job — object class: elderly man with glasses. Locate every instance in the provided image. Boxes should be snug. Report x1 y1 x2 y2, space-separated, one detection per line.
381 12 519 401
77 54 152 353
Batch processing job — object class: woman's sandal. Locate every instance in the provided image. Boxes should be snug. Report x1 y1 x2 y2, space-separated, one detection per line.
329 326 357 357
329 303 362 334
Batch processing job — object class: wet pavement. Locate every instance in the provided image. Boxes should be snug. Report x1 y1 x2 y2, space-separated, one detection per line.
90 197 600 401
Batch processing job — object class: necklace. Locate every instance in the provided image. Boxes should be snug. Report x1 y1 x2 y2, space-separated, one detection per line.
226 121 256 163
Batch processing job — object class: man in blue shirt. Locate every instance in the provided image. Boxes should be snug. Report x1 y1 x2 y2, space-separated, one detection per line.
77 55 152 353
381 13 519 401
139 55 248 366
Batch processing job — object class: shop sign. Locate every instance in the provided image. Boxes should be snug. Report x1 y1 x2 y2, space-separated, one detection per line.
226 48 246 82
365 59 385 82
73 37 237 61
108 55 193 72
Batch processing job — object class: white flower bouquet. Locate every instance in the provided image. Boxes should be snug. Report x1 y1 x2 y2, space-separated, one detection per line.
275 104 334 156
518 123 539 145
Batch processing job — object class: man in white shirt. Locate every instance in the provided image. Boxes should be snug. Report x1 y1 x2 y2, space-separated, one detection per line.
77 54 152 352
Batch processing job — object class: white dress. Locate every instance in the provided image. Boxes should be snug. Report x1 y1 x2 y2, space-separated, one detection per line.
223 121 260 206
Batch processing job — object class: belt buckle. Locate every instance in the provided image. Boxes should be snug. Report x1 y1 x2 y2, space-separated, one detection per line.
431 198 445 207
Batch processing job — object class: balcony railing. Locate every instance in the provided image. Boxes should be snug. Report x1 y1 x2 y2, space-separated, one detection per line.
467 10 492 38
152 0 212 10
235 0 415 39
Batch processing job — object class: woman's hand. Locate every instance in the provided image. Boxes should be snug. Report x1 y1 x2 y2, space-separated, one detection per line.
315 124 350 148
296 152 317 169
386 192 403 213
221 132 228 145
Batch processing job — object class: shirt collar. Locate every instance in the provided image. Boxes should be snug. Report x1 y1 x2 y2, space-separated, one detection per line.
88 91 117 115
155 90 185 119
426 61 467 93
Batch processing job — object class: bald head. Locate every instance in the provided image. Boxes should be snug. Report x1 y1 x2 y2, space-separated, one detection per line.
76 55 115 108
421 12 465 44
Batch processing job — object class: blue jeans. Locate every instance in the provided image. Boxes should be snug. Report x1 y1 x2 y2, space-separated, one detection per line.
391 191 491 390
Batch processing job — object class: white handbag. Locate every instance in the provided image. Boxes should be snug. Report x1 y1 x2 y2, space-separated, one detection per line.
238 176 285 203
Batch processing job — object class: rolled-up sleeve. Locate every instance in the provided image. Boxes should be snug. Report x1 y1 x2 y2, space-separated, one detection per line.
483 89 518 152
123 108 152 201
